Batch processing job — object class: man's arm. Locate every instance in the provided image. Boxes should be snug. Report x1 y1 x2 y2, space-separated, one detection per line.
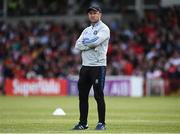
82 28 110 48
75 32 92 51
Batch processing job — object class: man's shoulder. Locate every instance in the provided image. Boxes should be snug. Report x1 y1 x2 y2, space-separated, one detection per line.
99 22 110 32
83 26 91 32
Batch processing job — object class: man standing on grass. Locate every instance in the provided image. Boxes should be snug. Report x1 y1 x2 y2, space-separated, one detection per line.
73 5 110 130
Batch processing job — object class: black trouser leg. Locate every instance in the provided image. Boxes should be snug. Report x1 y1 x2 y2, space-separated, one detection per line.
92 66 106 124
94 87 106 124
78 67 92 125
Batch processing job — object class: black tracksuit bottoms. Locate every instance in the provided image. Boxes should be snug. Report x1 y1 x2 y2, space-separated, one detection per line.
78 66 106 125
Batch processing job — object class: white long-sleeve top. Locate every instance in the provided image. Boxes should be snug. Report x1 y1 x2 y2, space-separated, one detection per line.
75 20 110 66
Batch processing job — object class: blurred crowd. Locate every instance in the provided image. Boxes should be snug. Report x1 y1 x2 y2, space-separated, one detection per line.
0 6 180 92
3 0 123 16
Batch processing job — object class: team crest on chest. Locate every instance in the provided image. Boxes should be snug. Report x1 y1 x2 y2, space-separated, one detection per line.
93 30 98 35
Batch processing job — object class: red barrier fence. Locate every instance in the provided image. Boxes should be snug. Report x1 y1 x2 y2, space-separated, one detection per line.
145 78 180 96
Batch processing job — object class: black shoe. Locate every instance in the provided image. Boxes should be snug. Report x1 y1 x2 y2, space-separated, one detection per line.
95 122 106 130
73 123 88 130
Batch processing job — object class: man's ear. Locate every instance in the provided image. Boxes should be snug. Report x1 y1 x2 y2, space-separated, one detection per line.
99 13 102 18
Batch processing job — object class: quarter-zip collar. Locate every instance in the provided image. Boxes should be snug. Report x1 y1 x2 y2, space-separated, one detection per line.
91 20 101 28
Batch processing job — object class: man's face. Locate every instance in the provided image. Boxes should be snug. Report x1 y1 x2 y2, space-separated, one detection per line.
88 10 101 23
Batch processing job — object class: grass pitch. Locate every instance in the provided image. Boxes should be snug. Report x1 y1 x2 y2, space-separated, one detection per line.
0 96 180 133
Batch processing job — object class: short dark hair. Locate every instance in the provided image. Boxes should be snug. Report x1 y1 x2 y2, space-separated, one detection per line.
87 6 102 13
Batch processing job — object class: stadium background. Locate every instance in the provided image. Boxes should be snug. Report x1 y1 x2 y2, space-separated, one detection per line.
0 0 180 133
0 0 179 96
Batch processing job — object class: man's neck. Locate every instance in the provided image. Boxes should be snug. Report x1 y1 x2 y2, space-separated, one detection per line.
91 20 101 27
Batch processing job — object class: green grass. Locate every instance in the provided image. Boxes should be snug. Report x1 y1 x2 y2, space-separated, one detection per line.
0 96 180 133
